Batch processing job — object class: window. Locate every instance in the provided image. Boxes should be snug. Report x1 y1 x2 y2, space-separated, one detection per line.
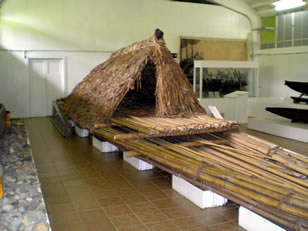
261 10 308 49
294 11 308 46
277 13 292 48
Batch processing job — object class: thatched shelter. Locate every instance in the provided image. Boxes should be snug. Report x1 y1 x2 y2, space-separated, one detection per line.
59 29 205 131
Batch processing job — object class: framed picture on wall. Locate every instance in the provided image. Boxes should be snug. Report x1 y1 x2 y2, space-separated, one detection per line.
179 36 249 84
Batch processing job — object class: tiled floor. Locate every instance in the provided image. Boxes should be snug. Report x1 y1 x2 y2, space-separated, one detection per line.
24 118 308 231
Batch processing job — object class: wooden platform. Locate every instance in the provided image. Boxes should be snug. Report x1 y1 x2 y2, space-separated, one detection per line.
106 115 239 140
54 103 307 230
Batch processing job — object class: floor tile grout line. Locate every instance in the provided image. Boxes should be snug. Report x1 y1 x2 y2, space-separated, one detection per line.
116 167 184 229
98 200 132 231
85 151 153 231
121 201 153 231
208 219 242 228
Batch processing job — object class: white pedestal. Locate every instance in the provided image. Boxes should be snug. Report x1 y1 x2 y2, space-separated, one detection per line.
92 136 119 152
75 126 89 137
199 91 248 123
123 152 154 171
239 206 285 231
172 175 227 209
248 97 308 120
248 117 308 143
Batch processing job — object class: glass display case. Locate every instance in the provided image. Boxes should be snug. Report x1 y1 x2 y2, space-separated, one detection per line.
193 61 258 98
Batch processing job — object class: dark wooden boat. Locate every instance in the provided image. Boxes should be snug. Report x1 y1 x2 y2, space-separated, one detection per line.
266 107 308 123
51 101 73 138
0 104 6 136
291 96 308 104
285 81 308 95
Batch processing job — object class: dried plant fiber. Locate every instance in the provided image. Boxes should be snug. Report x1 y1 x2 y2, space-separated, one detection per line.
59 29 205 131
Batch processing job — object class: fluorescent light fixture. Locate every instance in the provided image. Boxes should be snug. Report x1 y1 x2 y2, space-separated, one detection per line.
273 0 306 11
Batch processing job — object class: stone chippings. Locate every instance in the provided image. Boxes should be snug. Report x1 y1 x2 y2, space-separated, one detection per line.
0 120 50 231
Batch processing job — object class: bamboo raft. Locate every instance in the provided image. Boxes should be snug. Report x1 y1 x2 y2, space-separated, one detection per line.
56 30 308 230
95 122 308 230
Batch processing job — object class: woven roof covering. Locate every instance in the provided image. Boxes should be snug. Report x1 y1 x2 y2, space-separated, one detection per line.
59 29 205 131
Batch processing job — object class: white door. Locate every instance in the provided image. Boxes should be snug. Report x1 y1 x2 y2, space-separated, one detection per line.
29 59 65 117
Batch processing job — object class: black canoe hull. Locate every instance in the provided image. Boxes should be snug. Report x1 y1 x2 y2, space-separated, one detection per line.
285 81 308 95
291 96 308 104
266 107 308 123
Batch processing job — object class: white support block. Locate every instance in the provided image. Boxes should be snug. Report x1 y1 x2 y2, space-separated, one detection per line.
199 91 248 123
248 117 308 143
92 136 119 152
172 175 227 209
123 152 154 171
239 206 285 231
75 126 89 137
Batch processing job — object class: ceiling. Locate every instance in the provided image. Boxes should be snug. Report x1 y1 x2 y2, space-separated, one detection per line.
172 0 308 17
246 0 308 17
171 0 218 5
0 0 307 17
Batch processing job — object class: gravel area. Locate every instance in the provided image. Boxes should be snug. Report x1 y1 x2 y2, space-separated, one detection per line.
0 120 51 231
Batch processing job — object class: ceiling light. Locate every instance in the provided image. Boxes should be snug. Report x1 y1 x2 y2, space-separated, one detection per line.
273 0 306 11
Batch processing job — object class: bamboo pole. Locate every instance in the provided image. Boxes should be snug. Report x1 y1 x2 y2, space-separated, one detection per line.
99 127 308 198
127 139 308 219
112 126 239 140
137 156 303 230
112 115 239 136
271 154 308 176
111 118 150 134
227 134 308 174
279 149 308 165
97 127 308 198
204 147 308 193
125 151 141 157
94 127 308 221
204 144 308 188
226 132 308 176
157 139 308 196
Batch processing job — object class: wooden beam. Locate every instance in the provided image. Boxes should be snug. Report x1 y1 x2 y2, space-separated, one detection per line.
179 138 227 147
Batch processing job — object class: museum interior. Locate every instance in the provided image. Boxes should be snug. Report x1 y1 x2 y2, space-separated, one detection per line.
0 0 308 231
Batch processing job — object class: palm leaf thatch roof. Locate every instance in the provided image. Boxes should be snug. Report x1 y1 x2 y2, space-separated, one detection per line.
59 29 205 131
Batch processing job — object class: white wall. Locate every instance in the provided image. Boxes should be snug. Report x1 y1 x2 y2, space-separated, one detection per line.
0 51 28 117
0 50 112 118
0 0 252 118
257 47 308 98
214 0 261 59
214 0 259 25
0 0 251 52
